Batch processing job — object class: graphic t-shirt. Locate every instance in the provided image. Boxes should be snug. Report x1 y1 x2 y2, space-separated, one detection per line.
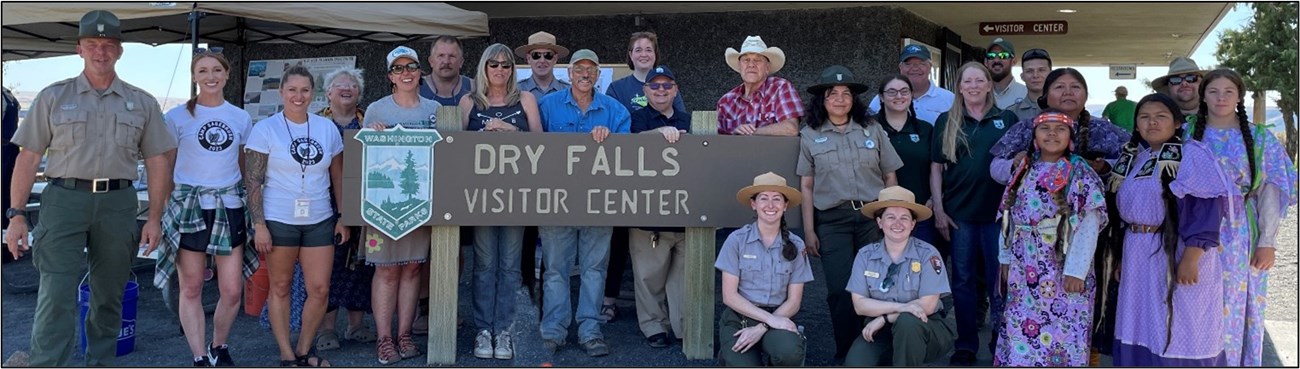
363 95 442 129
165 102 253 209
246 112 343 224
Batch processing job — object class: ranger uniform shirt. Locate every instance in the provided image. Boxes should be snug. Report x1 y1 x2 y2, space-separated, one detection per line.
13 74 176 179
714 222 815 307
846 237 950 309
797 121 904 210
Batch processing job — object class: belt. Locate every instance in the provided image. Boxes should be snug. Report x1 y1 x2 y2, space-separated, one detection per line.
49 178 132 193
1128 224 1163 233
834 200 873 211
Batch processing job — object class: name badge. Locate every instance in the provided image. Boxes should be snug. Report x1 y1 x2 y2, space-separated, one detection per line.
742 254 757 259
294 199 311 219
864 270 880 278
60 104 77 111
814 137 828 144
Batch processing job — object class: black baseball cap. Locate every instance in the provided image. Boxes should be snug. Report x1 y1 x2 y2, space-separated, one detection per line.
1022 48 1051 66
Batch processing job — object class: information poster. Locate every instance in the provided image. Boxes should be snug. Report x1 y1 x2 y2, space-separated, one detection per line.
243 56 356 122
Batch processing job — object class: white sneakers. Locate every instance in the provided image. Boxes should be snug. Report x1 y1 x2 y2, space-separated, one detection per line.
473 330 514 360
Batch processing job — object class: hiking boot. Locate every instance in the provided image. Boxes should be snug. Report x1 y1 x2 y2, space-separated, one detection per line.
208 344 234 366
581 338 610 357
473 330 494 359
493 331 514 360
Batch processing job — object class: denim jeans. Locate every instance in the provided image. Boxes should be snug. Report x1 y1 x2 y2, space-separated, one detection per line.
473 226 525 334
950 220 1003 354
539 226 612 343
912 218 938 248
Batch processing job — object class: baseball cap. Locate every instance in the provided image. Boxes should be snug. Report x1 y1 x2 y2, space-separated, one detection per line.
899 44 930 63
1022 48 1051 65
570 49 600 66
988 38 1015 55
646 65 676 81
387 46 419 66
79 10 122 40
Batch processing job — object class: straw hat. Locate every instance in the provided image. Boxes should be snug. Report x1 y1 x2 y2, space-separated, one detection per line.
859 186 933 221
514 31 570 60
1150 57 1205 92
725 36 786 74
735 172 801 208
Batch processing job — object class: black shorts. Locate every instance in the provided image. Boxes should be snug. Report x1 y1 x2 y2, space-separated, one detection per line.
267 218 337 247
178 207 248 253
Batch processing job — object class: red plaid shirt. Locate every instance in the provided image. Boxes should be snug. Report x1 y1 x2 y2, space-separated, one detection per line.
715 76 805 135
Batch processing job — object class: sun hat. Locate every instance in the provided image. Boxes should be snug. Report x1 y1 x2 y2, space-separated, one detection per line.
859 186 933 221
725 36 786 74
735 172 801 208
514 31 570 60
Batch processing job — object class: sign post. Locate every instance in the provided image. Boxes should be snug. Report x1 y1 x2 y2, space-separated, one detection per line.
978 20 1069 36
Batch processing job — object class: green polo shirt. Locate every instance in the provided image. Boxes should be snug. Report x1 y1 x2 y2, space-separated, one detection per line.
1102 98 1137 132
879 113 935 205
930 107 1018 223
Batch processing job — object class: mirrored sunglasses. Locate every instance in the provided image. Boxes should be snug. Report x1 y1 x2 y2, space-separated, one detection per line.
986 51 1013 60
1168 74 1200 85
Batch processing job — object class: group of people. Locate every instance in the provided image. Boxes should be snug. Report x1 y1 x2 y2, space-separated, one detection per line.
3 9 1296 368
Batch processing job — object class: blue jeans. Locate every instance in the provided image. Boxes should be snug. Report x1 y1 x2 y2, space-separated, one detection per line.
473 226 525 334
539 226 612 343
950 220 1003 354
912 218 938 248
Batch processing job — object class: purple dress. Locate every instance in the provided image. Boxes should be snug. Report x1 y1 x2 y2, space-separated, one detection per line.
994 155 1108 366
1112 140 1233 366
1197 126 1298 366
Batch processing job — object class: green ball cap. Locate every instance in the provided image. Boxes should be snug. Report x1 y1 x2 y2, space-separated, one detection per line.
79 10 122 40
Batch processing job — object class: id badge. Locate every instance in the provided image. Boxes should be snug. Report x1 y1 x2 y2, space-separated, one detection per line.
294 199 311 219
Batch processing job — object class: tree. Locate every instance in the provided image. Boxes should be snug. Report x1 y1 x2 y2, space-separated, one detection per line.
399 150 419 200
1215 2 1299 159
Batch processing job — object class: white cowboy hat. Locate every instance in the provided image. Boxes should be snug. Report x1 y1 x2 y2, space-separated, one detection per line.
725 36 786 74
735 172 801 208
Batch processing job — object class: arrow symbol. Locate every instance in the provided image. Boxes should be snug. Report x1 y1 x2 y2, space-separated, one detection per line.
983 25 993 32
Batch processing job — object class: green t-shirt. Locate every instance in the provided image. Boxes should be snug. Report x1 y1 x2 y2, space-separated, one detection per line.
930 107 1018 223
880 113 935 205
1102 98 1137 132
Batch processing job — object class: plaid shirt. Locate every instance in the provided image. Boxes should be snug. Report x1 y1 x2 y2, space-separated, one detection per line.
715 76 804 135
153 183 258 289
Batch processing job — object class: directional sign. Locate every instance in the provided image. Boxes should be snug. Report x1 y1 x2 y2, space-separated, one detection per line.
978 21 1068 36
1109 64 1137 80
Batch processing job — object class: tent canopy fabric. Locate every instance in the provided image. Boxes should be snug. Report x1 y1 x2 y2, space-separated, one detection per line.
1 2 489 61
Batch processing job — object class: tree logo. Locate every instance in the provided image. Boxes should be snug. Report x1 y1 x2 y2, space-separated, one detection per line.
354 125 443 239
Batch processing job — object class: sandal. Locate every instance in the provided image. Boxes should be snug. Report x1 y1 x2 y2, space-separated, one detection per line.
295 348 331 367
279 359 298 367
315 329 341 351
398 333 421 359
346 324 377 343
599 303 617 323
377 337 400 365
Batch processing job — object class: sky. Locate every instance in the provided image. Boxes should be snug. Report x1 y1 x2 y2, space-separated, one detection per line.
1 4 1258 109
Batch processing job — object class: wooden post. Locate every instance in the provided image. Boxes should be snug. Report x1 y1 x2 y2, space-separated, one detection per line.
682 111 719 360
427 106 463 365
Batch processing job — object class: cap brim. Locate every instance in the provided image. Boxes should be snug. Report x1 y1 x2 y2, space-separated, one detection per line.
514 44 570 60
736 185 802 208
860 200 932 222
726 48 785 74
806 82 869 96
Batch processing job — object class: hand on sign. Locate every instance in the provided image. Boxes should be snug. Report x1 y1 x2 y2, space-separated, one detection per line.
591 125 611 143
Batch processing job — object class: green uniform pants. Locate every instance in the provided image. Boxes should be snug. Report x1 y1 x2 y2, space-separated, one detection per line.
717 307 805 366
29 185 139 366
843 310 956 366
814 207 882 357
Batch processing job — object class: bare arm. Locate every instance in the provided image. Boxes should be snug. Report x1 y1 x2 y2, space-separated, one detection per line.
754 118 799 137
8 150 40 210
799 176 820 257
851 292 940 318
521 93 544 133
883 171 898 187
772 283 805 318
244 151 268 226
144 149 176 222
458 95 474 131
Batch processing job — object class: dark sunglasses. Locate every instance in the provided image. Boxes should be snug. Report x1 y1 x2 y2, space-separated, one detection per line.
531 51 554 61
986 51 1013 60
389 62 420 75
1022 48 1050 60
194 47 224 55
487 60 513 69
646 82 676 90
879 262 902 293
1168 74 1200 85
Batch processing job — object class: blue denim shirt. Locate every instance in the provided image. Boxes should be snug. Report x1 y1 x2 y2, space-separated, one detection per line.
538 88 631 133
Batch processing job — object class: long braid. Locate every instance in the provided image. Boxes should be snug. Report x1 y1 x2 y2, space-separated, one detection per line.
1076 109 1092 154
1236 100 1258 191
1192 97 1210 141
779 216 796 261
1157 142 1181 354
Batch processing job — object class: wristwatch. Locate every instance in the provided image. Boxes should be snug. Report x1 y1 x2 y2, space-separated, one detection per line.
5 208 26 219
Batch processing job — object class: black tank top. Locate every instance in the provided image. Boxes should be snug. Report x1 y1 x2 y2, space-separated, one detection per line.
467 103 529 132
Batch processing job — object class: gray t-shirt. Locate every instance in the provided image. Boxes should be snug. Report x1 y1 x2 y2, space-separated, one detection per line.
362 95 442 129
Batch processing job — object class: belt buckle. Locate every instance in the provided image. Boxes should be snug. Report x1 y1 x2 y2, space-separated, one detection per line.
851 200 864 211
92 178 110 193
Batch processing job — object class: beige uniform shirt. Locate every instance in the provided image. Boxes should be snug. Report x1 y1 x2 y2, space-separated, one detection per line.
12 74 175 180
796 121 904 210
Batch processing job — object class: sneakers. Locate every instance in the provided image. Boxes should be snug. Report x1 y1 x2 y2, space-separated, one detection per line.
645 333 670 348
208 344 234 366
493 331 514 360
581 338 610 357
193 356 211 367
398 333 421 359
376 337 400 365
542 338 564 355
473 330 494 359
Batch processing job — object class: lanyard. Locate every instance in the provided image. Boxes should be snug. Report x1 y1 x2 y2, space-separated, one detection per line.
282 113 311 192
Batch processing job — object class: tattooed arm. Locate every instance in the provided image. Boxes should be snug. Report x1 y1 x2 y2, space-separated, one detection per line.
244 150 272 253
329 154 350 243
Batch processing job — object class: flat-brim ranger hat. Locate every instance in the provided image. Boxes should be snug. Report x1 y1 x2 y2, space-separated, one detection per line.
806 65 869 95
859 186 933 221
1151 56 1205 92
79 10 122 40
736 172 802 208
725 36 786 74
514 31 570 60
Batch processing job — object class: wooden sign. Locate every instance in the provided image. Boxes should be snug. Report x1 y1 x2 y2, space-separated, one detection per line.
978 21 1068 35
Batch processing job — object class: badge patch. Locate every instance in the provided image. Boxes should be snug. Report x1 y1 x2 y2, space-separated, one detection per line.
909 134 920 143
864 139 876 149
814 137 828 144
911 261 921 273
356 125 443 240
198 121 235 152
994 119 1005 129
929 255 943 274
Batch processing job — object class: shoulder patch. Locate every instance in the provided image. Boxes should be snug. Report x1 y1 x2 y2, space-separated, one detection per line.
929 255 943 274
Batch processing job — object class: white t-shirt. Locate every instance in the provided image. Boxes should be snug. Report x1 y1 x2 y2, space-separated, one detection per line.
245 112 343 225
165 102 252 209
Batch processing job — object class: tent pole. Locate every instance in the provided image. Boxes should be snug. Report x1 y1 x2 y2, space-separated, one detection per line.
188 9 201 98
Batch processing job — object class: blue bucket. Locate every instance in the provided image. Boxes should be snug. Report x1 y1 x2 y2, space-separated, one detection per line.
77 277 139 357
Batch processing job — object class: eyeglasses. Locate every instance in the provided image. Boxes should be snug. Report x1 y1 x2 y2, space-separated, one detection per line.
531 51 554 61
878 262 902 293
194 47 223 55
389 62 420 75
570 66 598 75
986 51 1013 60
646 82 676 90
1168 74 1200 85
487 60 513 69
1022 48 1050 61
883 88 912 97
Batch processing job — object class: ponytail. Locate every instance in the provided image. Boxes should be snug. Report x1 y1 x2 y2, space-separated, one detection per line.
186 98 198 117
779 216 796 261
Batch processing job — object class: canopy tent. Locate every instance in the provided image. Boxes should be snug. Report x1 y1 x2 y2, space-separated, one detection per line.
1 2 490 61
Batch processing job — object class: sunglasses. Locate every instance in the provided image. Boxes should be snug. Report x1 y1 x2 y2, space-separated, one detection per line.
1168 74 1200 85
878 262 902 293
986 51 1013 60
389 62 420 75
1022 48 1050 60
487 60 513 69
194 47 224 56
531 51 554 61
646 82 676 90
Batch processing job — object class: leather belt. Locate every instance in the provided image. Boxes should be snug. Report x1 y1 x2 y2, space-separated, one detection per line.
835 200 872 211
49 178 132 193
1129 224 1163 233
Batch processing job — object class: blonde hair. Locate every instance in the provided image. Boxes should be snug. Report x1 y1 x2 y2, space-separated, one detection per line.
941 62 999 162
469 43 521 110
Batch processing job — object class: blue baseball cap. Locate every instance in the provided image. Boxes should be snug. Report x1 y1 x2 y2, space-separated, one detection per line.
899 44 931 63
645 65 676 82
